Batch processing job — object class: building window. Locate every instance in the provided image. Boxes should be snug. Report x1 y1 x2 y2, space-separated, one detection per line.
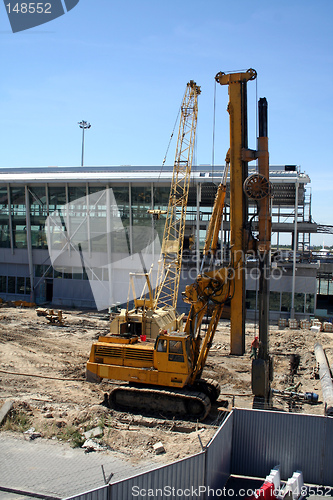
48 186 66 214
0 187 10 248
0 276 6 293
16 277 25 294
35 265 45 278
306 293 315 314
87 188 106 253
131 185 151 225
269 291 280 311
54 269 62 279
26 278 31 295
281 292 292 312
246 290 257 310
8 276 15 294
0 224 10 248
294 293 305 313
152 185 169 245
68 186 86 205
112 186 129 223
10 187 27 249
131 185 153 254
72 268 83 280
29 186 48 249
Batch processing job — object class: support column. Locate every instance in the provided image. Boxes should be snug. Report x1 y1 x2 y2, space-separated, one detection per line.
196 183 201 274
45 183 51 265
86 183 91 258
7 184 14 255
151 182 155 260
251 97 273 403
65 184 70 257
215 69 256 354
229 80 247 354
25 186 35 303
291 180 299 319
106 185 113 308
257 97 271 360
129 183 133 257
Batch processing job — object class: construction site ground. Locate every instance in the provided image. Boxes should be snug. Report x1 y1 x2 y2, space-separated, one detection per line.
0 304 332 494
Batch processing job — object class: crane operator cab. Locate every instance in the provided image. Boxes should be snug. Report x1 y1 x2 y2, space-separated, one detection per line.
155 331 191 364
87 329 193 388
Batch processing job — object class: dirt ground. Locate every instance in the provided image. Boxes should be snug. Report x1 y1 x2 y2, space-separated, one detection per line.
0 304 332 465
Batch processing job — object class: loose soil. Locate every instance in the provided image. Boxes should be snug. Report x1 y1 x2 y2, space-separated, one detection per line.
0 304 332 465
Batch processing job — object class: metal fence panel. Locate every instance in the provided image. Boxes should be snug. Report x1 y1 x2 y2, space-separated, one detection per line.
205 412 233 495
64 484 109 500
110 452 206 500
232 408 332 485
322 415 333 486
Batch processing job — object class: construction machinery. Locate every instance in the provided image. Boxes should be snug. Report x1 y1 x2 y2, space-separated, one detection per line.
87 69 273 419
87 168 232 420
215 70 273 402
109 80 201 339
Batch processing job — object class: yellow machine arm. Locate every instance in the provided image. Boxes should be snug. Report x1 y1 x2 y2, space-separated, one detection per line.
183 266 232 384
182 162 232 384
201 162 229 270
154 81 201 310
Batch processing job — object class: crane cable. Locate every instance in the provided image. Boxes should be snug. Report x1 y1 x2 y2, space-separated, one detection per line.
161 105 181 168
212 79 217 179
0 368 83 382
152 90 183 211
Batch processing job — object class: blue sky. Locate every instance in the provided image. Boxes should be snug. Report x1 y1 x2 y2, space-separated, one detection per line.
0 0 332 245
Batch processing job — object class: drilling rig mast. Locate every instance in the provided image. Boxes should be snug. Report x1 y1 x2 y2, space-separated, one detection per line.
154 80 201 309
110 81 200 339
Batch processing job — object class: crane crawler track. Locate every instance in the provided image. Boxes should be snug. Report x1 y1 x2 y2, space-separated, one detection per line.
109 385 211 421
194 378 221 403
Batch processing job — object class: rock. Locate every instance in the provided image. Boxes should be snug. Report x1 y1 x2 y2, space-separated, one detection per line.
24 428 42 440
82 439 107 452
83 426 103 439
55 420 66 428
153 441 165 454
0 400 13 426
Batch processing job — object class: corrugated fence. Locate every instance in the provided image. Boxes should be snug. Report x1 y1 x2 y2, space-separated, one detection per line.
232 408 333 486
110 451 206 500
65 409 333 500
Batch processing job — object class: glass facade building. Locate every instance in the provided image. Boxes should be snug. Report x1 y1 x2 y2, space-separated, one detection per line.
0 165 318 317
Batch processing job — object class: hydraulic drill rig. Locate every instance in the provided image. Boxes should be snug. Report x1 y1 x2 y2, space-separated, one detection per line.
215 70 273 401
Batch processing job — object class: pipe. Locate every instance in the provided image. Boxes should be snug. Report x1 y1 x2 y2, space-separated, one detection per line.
290 180 299 319
314 342 333 416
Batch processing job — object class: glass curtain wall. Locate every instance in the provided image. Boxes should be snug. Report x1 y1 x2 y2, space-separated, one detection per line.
0 187 10 248
152 185 169 245
68 185 87 279
29 186 48 249
48 186 67 251
131 185 152 254
111 186 130 254
10 187 26 248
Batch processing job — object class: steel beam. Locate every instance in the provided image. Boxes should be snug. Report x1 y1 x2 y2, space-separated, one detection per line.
215 69 256 355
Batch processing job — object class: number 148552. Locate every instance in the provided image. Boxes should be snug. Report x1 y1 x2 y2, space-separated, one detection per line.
6 3 52 14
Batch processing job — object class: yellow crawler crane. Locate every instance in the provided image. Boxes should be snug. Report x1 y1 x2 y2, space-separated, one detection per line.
110 80 201 339
87 165 232 420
